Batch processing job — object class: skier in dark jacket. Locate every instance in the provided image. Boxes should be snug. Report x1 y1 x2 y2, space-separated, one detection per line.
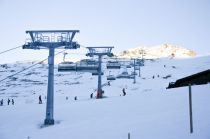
12 99 14 105
90 93 93 99
39 95 42 104
122 88 126 96
0 99 3 106
7 98 10 105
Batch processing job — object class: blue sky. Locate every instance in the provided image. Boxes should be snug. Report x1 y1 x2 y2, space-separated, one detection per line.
0 0 210 63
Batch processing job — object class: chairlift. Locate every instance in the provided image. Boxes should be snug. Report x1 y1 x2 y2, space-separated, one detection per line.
58 59 99 73
116 71 134 79
136 59 144 66
135 66 140 70
120 60 132 68
107 71 116 80
126 65 132 68
58 61 76 72
76 59 99 73
106 61 121 69
107 75 116 80
131 71 137 75
92 72 104 76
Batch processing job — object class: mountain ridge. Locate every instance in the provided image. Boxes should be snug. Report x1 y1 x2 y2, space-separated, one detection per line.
117 44 196 59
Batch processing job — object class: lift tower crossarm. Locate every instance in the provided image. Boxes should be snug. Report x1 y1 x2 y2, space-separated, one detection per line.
26 30 80 33
23 30 80 50
86 46 114 57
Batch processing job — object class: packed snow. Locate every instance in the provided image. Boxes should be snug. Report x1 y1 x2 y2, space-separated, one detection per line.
0 56 210 139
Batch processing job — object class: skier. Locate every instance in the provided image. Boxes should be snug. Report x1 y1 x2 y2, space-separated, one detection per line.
39 95 42 104
74 96 77 100
7 98 10 105
11 99 14 105
0 99 3 106
90 93 93 99
122 88 126 96
108 81 110 86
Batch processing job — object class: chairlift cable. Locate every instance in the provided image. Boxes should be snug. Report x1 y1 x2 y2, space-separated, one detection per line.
0 46 22 55
0 49 66 82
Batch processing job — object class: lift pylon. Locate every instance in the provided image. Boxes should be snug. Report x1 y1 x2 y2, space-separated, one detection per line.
86 46 114 99
23 30 80 125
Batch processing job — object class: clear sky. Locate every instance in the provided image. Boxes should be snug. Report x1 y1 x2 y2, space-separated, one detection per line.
0 0 210 63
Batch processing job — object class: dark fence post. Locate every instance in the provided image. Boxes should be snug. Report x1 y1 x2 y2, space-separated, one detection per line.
189 84 193 133
128 132 130 139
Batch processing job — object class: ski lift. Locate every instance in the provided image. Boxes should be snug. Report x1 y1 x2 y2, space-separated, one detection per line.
136 59 144 66
107 71 116 80
107 75 116 80
135 66 140 70
92 72 104 76
131 71 137 75
126 65 132 68
58 61 76 72
106 61 121 69
76 59 99 73
58 59 99 73
116 71 134 79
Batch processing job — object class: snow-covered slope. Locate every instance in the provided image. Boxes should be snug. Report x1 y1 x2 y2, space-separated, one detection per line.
0 56 210 139
117 44 196 59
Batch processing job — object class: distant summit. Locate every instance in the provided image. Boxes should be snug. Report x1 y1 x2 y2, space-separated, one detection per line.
117 44 196 59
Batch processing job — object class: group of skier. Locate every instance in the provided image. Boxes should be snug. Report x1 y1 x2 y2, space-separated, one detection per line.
0 98 14 106
37 81 127 103
1 88 126 106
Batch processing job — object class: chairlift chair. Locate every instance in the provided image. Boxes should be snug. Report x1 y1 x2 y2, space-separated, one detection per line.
116 71 134 79
76 60 99 73
107 75 116 80
126 65 132 68
135 66 140 70
106 71 116 80
92 72 104 76
58 61 76 72
106 61 121 69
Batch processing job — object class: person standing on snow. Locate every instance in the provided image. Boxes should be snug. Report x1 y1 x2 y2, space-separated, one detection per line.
11 99 14 105
122 88 126 96
90 93 93 99
0 99 3 106
39 95 42 104
7 98 10 105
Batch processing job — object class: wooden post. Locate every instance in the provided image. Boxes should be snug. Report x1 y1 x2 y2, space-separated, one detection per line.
189 84 193 133
128 132 130 139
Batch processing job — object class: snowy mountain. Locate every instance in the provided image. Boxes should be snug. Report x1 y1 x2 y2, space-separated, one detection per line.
117 44 196 59
0 56 210 139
